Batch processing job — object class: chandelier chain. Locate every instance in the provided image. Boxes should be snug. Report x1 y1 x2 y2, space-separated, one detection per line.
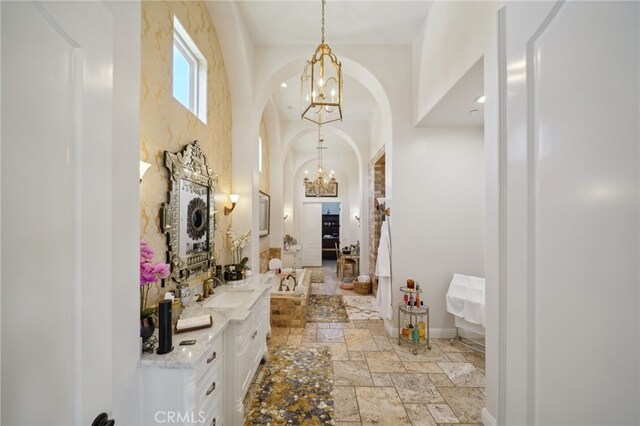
321 0 325 43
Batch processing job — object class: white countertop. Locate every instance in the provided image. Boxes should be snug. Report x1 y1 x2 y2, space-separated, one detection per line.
139 273 271 369
202 273 271 322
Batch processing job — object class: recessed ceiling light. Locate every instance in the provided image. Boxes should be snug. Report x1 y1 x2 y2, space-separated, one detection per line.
469 109 479 115
474 95 485 104
281 82 288 88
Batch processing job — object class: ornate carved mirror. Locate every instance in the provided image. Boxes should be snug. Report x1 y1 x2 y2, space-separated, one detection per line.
160 141 217 283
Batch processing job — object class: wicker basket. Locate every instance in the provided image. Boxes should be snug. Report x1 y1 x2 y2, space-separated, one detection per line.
354 280 371 295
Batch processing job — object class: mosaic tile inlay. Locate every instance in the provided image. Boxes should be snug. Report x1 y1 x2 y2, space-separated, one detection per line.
244 345 334 425
307 295 349 323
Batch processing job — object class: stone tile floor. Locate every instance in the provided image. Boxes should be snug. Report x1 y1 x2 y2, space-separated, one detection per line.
264 322 485 425
246 260 486 425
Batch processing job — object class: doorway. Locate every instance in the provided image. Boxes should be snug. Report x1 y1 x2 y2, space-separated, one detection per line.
321 202 341 266
300 201 342 268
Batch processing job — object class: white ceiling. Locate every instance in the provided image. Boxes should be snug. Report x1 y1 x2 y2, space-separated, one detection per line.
419 58 485 127
272 74 376 122
237 1 433 46
291 128 355 153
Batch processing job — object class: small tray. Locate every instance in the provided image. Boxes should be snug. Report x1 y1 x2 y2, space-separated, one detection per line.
398 304 429 315
400 286 422 294
174 315 213 334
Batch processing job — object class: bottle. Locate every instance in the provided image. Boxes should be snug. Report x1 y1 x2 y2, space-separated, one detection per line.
418 319 425 338
402 321 409 339
407 278 415 290
415 292 420 307
412 326 419 342
404 294 408 307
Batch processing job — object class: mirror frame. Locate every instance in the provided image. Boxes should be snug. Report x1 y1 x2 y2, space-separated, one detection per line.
258 191 270 237
160 141 217 283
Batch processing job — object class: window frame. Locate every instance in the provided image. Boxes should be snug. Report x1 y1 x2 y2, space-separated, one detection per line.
172 16 207 123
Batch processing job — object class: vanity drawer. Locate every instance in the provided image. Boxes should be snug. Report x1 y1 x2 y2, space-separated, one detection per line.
195 333 224 384
195 352 223 411
237 305 260 344
200 387 223 426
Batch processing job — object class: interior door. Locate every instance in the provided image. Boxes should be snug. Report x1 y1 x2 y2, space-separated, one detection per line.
301 203 322 267
1 2 115 424
500 1 639 424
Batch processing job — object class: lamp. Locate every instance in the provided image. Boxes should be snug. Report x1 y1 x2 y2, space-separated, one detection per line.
301 0 342 125
139 161 152 182
303 125 337 197
224 193 239 215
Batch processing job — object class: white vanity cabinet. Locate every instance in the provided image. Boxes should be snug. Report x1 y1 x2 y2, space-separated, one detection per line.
140 329 226 426
223 289 270 425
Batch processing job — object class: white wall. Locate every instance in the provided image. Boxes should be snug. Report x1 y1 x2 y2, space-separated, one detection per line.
413 1 504 124
106 2 142 424
392 127 485 334
369 106 385 160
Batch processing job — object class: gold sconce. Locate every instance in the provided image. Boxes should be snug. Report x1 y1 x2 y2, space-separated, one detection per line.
224 193 240 215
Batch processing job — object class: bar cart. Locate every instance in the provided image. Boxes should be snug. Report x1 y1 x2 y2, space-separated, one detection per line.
397 286 431 354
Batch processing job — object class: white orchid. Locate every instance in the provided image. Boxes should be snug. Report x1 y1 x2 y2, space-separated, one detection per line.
227 226 251 264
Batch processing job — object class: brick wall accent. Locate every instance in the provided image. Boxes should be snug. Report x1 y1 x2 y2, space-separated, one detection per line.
369 149 386 296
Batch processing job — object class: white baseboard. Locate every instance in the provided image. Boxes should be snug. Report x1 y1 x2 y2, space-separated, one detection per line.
481 408 497 426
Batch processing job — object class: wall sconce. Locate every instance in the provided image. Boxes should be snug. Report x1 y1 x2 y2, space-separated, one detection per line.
283 214 289 221
354 214 360 222
376 197 391 217
224 193 240 215
139 161 152 182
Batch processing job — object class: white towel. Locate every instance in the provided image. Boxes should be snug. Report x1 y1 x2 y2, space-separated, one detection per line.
375 221 393 319
375 221 391 277
446 274 485 326
176 315 211 330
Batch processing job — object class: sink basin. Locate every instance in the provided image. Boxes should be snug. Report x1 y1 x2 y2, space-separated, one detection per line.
205 290 253 309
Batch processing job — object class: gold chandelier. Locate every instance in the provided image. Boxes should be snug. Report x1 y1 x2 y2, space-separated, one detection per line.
304 125 338 197
301 0 343 125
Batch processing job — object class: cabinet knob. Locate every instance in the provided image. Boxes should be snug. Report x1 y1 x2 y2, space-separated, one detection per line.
206 381 216 396
206 350 217 364
252 330 258 339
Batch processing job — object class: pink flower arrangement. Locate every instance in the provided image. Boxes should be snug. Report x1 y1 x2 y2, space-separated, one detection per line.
140 240 170 318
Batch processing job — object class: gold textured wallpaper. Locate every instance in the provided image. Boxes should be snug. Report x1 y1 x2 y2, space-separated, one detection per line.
140 0 232 296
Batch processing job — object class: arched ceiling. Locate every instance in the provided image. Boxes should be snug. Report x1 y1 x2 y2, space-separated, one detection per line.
272 74 376 122
236 1 433 46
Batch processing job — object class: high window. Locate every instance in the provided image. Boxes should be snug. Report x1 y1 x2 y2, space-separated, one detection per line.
172 17 207 122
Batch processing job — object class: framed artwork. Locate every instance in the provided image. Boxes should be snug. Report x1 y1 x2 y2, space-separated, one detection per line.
259 191 270 237
304 181 338 197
